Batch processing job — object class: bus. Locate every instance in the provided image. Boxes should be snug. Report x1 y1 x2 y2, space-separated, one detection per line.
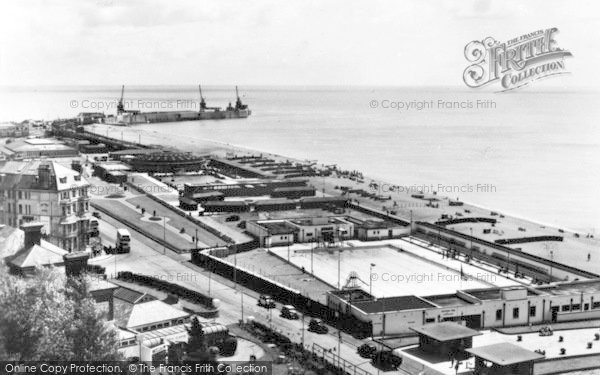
116 228 131 253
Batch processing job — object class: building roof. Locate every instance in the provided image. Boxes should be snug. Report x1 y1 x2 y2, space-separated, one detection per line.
410 322 482 342
272 186 316 192
88 277 119 293
466 343 545 365
121 300 189 329
351 295 435 314
254 198 298 206
0 159 89 191
203 200 247 207
8 240 68 269
536 279 600 296
257 220 299 235
4 138 76 153
114 287 154 304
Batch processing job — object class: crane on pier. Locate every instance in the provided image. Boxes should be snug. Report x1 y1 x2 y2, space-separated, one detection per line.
117 85 125 114
198 85 207 111
235 86 248 110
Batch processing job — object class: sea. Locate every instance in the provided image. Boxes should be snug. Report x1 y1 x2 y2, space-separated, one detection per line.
1 85 599 233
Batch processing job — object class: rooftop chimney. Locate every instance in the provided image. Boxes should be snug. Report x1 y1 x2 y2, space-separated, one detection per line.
20 222 44 248
38 162 52 189
63 252 90 277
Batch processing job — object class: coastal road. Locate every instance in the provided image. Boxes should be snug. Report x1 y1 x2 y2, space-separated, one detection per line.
91 214 404 375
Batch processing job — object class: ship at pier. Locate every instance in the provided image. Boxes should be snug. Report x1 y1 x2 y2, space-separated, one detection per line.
105 85 251 125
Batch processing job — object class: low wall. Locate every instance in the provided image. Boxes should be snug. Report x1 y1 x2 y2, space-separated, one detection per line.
414 222 598 282
117 271 218 318
346 202 411 226
191 249 372 338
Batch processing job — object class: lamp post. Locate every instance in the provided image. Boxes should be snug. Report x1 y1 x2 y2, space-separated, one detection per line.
469 227 473 259
550 250 554 282
310 239 314 274
369 263 376 297
208 264 212 296
163 216 166 255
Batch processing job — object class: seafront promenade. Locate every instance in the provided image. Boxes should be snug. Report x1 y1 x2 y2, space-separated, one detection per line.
87 124 600 276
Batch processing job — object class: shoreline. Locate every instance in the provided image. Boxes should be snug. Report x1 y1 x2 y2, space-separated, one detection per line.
89 124 594 236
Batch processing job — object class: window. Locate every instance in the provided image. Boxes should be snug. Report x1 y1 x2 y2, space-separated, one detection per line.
496 309 502 321
593 302 600 309
585 303 590 311
513 308 519 319
562 305 570 312
425 318 435 323
572 304 581 311
529 306 536 317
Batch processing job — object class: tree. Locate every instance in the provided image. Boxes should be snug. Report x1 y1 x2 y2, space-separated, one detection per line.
186 317 208 361
0 266 121 361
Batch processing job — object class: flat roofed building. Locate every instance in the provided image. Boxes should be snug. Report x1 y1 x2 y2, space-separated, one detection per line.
246 219 297 247
288 216 353 242
466 342 544 375
410 322 482 358
347 216 411 240
1 138 77 159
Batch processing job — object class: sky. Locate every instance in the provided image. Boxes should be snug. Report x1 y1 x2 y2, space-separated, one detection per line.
0 0 598 88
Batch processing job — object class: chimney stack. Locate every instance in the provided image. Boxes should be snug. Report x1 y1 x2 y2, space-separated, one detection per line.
63 252 90 277
20 222 44 248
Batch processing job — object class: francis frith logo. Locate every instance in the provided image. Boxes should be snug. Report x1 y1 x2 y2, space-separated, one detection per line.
463 28 572 91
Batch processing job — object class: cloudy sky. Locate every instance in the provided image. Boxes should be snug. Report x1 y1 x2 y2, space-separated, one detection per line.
0 0 598 87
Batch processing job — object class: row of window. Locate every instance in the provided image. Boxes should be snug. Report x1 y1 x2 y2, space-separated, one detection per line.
496 306 536 321
138 318 186 332
60 188 88 200
1 190 33 200
562 301 600 312
7 204 33 215
494 301 600 321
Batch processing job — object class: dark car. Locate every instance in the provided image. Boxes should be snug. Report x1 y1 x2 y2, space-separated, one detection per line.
307 319 328 334
258 294 276 309
92 212 101 219
280 305 299 320
225 215 240 222
357 343 377 358
372 350 402 370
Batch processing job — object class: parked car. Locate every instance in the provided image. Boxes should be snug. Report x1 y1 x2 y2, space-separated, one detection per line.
307 319 328 334
357 343 377 358
258 295 276 309
225 215 240 222
280 305 299 320
372 350 402 370
92 211 101 219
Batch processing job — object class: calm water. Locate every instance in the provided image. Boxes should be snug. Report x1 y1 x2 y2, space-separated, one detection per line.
1 85 599 232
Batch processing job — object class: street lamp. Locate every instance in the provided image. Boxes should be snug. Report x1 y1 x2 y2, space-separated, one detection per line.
469 227 473 259
369 263 376 297
550 250 554 282
163 216 167 255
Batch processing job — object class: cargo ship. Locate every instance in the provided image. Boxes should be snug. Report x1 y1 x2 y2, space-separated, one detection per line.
105 85 251 125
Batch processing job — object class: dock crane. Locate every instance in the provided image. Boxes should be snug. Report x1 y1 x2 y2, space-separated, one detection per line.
198 85 207 111
198 84 222 111
117 85 125 114
235 86 248 110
